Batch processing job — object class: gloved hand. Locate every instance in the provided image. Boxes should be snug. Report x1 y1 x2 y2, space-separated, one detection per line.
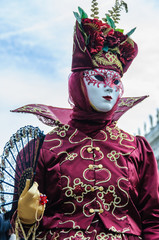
18 179 45 225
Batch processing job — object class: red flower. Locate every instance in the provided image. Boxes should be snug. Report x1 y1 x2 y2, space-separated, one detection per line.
89 32 104 54
81 18 113 54
104 31 127 48
82 18 111 32
113 31 127 43
119 42 135 65
104 35 120 48
106 28 114 36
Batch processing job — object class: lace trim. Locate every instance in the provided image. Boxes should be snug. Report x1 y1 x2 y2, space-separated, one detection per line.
37 115 61 127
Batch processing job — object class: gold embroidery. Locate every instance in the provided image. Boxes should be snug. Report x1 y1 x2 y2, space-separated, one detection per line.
92 50 102 67
63 202 76 215
105 52 123 72
83 198 103 217
107 150 130 169
93 51 123 73
16 105 53 116
96 232 125 240
60 228 73 234
49 124 70 138
97 185 120 211
109 226 130 234
106 124 135 149
36 230 60 240
93 130 108 142
97 179 129 221
112 177 129 220
118 97 141 107
117 178 129 206
44 138 62 151
83 167 111 184
92 59 99 67
58 220 80 229
86 219 99 233
62 176 93 203
58 151 78 165
64 231 90 240
74 29 87 53
69 129 107 144
80 144 104 161
69 129 91 144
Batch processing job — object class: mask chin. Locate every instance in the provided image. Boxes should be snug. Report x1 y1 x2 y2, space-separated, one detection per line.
83 81 122 113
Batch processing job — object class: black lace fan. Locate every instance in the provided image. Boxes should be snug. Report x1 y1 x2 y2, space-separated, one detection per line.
0 125 45 214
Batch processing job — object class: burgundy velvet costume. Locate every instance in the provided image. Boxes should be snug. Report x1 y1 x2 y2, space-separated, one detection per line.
13 73 159 239
34 121 159 240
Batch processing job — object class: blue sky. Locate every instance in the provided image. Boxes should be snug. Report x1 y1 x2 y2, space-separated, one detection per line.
0 0 159 154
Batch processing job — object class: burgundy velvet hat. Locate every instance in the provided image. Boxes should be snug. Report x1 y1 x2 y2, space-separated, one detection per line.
71 2 138 76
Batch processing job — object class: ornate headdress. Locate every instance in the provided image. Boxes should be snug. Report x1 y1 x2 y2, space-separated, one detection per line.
71 0 138 76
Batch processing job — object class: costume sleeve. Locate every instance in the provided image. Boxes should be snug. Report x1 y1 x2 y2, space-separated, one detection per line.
34 148 46 194
136 136 159 240
34 146 57 194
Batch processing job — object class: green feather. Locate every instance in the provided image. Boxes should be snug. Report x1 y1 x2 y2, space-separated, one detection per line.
78 7 88 19
106 14 116 29
73 11 81 24
126 27 136 37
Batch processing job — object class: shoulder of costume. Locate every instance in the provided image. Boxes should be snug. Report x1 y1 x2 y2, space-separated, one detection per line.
11 96 148 126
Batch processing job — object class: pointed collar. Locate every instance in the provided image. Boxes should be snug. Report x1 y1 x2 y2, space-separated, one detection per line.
11 96 148 126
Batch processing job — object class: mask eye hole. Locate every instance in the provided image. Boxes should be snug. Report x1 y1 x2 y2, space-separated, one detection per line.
94 75 105 82
113 79 120 85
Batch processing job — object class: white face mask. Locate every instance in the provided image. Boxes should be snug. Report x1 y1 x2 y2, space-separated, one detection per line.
83 69 123 112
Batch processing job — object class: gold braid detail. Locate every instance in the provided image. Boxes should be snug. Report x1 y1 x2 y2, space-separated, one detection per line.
15 215 39 240
74 27 87 53
93 51 123 73
92 59 99 67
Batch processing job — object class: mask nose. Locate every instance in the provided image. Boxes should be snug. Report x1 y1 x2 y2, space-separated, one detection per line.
104 86 113 93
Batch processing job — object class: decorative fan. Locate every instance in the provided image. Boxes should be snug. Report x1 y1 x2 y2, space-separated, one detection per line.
0 125 45 214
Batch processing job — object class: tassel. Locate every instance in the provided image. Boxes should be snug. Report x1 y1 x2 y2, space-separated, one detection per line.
15 215 38 240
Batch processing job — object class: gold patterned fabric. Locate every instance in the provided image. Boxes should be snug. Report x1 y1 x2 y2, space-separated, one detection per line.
34 120 159 238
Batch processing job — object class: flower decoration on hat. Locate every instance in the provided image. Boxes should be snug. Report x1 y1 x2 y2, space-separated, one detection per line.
72 0 138 76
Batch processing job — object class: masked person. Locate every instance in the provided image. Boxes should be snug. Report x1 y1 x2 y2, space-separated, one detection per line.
12 3 159 240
